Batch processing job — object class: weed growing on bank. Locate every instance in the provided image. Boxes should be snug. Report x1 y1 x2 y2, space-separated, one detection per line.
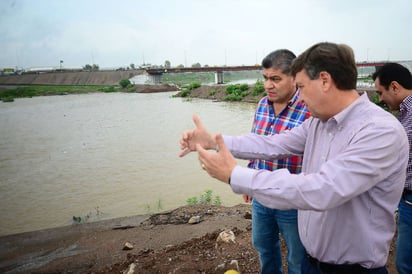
186 190 222 206
144 198 164 214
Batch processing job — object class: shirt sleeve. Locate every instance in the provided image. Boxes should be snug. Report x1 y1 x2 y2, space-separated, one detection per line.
227 116 408 211
224 117 310 160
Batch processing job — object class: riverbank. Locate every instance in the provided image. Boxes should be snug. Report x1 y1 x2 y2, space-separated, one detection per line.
0 203 397 273
0 204 261 273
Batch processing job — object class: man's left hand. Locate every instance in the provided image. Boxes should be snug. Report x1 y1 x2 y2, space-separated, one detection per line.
196 133 236 184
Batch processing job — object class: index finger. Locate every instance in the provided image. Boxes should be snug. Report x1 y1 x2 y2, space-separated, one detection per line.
192 114 205 130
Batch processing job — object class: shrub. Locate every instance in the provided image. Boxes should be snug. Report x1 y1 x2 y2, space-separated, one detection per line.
252 79 265 96
180 89 191 97
188 81 201 90
225 83 250 101
119 78 131 88
239 83 249 91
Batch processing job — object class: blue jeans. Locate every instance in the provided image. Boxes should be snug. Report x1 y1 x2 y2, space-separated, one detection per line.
252 199 305 274
396 193 412 274
301 254 388 274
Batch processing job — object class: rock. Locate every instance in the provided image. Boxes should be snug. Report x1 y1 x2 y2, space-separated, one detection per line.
123 262 136 274
123 242 134 250
188 215 201 224
215 229 236 248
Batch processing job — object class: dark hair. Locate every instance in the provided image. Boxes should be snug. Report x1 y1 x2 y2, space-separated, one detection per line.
372 63 412 90
291 42 357 90
261 49 296 76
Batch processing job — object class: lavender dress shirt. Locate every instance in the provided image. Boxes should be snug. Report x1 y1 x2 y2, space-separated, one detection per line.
225 93 408 268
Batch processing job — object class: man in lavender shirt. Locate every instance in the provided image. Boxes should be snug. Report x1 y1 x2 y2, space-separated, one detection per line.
179 42 408 274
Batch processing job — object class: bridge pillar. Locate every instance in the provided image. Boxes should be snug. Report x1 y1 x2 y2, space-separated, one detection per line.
148 73 162 84
215 71 224 84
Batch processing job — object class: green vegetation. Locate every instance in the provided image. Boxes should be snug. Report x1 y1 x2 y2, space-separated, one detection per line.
100 86 117 93
186 190 222 206
371 93 389 111
118 78 136 92
174 81 202 98
0 85 118 102
225 83 250 101
188 81 201 90
119 78 131 88
252 79 265 96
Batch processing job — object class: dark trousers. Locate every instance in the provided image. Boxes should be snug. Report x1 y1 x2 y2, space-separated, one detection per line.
301 254 388 274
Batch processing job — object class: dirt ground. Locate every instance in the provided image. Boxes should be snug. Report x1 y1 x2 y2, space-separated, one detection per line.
0 203 397 274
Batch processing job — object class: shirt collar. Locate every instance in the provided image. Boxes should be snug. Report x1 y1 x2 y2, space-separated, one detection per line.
288 89 300 106
332 92 369 125
400 94 412 112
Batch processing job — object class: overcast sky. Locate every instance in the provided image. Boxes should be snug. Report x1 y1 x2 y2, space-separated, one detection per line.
1 0 411 69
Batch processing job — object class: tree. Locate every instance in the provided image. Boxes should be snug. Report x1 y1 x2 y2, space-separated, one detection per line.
83 64 92 71
177 64 184 68
130 63 135 70
192 63 201 68
164 60 171 68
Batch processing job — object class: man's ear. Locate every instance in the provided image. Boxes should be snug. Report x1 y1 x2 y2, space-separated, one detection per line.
390 81 401 95
319 71 331 90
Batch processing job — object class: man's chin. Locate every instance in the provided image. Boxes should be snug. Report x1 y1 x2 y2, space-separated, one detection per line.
267 95 278 102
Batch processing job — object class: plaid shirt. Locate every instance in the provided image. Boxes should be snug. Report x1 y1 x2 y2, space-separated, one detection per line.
399 94 412 190
248 90 311 173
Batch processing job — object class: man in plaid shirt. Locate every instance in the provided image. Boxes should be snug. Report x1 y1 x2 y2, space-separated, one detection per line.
244 49 311 274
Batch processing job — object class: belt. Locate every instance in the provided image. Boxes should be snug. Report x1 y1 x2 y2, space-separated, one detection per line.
306 254 378 274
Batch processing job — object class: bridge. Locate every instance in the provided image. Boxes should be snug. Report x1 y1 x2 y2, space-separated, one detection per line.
146 65 260 84
145 62 387 84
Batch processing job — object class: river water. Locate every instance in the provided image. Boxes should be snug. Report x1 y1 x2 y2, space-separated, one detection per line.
0 92 256 236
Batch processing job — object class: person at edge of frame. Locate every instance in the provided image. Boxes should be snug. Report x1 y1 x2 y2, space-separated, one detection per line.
372 62 412 274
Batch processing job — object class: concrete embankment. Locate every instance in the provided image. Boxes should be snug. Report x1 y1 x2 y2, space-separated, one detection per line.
0 70 144 86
